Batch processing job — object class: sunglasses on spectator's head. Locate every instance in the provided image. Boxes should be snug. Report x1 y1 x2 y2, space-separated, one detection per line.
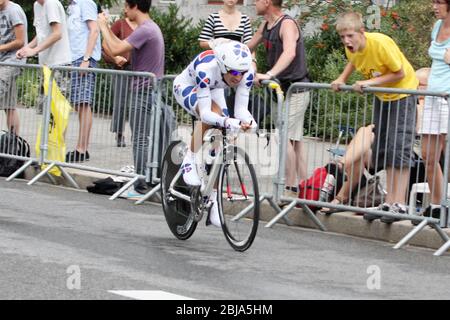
227 68 246 76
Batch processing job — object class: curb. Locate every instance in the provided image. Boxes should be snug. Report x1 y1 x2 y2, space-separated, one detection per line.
24 166 450 252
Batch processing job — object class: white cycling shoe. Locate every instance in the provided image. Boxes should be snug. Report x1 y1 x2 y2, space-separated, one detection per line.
181 152 201 186
206 191 221 228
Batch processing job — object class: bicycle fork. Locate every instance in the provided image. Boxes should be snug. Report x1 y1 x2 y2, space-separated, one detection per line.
224 146 249 202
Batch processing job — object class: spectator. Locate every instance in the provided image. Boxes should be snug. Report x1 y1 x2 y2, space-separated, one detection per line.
0 0 27 135
98 0 164 197
247 0 310 199
320 68 430 213
66 0 101 163
331 11 419 222
101 16 137 148
198 0 252 48
16 0 70 66
415 67 430 134
16 0 71 114
417 0 450 219
321 68 431 216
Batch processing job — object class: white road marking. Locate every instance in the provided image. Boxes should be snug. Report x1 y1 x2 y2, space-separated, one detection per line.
109 290 195 300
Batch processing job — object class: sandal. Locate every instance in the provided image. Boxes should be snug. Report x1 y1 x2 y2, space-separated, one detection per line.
319 195 347 215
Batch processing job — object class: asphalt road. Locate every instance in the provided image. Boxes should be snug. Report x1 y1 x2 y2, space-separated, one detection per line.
0 177 449 300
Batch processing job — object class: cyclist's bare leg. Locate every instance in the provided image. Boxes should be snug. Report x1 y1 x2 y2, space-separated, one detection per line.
183 102 224 187
189 101 223 226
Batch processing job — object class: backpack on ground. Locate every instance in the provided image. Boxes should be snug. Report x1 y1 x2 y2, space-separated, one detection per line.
0 130 31 178
298 166 330 211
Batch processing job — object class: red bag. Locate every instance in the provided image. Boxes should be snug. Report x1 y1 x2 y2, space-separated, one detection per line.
298 166 328 210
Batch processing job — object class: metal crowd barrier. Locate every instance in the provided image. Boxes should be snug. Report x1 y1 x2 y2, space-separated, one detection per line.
266 82 450 256
20 66 158 201
0 62 44 181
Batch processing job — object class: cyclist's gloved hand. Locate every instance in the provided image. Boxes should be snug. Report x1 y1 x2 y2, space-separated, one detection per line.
240 120 258 132
224 118 243 132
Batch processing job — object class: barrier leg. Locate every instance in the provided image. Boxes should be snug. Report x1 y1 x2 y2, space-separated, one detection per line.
6 159 34 181
433 224 450 243
109 176 140 200
393 219 428 250
45 172 58 185
265 200 297 228
266 195 293 226
231 195 265 222
28 162 57 185
299 203 327 231
135 183 161 205
59 167 80 189
434 240 450 256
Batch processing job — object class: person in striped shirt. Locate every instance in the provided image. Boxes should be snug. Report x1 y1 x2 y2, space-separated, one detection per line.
198 0 252 49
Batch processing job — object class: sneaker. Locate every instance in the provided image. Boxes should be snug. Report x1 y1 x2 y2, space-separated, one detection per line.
364 203 389 222
206 195 221 228
283 186 298 199
120 165 135 174
423 205 442 219
412 205 443 226
381 203 407 224
66 150 90 163
125 188 145 200
181 155 201 186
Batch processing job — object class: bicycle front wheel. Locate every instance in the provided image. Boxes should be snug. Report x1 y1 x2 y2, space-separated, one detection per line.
217 146 260 252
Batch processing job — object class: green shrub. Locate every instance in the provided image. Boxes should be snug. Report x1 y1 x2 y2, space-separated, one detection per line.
150 4 203 74
16 68 41 108
377 1 434 70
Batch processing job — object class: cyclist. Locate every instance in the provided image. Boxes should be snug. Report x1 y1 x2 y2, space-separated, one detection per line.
173 40 257 227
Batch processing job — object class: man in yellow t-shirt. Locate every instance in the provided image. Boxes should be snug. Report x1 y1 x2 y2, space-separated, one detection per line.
331 11 418 223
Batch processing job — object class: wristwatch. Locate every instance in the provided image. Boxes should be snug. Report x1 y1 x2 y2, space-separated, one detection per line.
82 55 90 62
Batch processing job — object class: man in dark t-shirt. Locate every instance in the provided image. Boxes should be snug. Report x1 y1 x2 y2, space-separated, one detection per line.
98 0 165 196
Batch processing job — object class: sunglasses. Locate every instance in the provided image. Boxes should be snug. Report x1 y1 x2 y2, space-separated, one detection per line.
227 69 246 76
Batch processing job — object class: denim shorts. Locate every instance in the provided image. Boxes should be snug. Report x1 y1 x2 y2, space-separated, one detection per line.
70 57 97 106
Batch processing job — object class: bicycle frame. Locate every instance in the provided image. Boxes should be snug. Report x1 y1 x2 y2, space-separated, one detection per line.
168 128 229 204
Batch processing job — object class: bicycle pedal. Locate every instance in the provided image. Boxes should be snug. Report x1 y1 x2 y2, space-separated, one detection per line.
193 211 204 222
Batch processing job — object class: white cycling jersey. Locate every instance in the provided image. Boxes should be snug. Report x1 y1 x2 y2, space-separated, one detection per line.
173 50 256 128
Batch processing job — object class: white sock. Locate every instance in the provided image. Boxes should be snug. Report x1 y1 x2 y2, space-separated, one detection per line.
210 189 217 202
181 150 201 186
209 190 221 227
184 149 195 162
